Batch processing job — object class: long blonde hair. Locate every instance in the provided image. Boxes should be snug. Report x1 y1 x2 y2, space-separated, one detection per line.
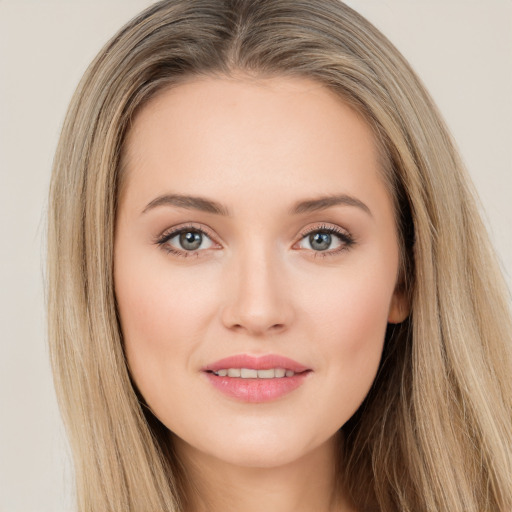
48 1 512 510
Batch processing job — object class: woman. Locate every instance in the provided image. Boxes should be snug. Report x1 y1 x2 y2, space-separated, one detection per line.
47 1 512 510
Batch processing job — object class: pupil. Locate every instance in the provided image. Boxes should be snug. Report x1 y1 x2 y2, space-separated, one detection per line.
180 231 202 250
310 232 331 251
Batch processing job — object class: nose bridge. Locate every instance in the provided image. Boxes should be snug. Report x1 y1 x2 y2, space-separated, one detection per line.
221 236 292 335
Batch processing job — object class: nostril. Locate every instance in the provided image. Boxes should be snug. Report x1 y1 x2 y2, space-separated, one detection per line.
227 321 286 336
220 292 294 334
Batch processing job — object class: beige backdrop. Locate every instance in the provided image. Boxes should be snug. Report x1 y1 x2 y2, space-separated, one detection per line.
0 1 510 510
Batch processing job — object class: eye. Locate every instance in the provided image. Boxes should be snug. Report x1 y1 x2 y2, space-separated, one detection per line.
173 230 212 251
156 225 217 256
296 225 354 254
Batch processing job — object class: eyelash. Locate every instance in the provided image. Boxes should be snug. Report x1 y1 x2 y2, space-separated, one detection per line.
155 223 217 258
296 224 355 258
155 223 355 258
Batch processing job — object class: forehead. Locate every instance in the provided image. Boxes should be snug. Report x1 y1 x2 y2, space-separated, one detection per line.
120 74 391 214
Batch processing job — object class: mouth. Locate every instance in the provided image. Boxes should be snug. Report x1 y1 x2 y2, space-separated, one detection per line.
208 367 299 378
202 354 312 403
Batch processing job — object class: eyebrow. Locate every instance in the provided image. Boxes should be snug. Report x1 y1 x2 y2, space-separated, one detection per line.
290 194 372 217
141 193 371 217
142 194 230 216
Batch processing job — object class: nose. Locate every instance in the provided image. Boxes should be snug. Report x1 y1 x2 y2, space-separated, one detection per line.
220 245 294 336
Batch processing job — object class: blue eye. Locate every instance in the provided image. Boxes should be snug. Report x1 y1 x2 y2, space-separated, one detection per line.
157 227 215 254
176 231 208 251
309 232 334 251
297 226 354 253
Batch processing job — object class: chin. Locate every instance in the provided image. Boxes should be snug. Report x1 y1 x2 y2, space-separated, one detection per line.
214 443 301 469
179 425 333 470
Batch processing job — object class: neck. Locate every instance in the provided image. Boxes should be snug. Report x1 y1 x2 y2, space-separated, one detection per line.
173 432 356 512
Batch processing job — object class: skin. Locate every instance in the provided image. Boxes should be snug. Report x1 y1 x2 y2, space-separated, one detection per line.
114 74 408 512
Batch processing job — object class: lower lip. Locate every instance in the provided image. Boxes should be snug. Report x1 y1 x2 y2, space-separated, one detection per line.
204 372 310 403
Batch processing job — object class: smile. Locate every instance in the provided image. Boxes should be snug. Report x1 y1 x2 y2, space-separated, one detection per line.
211 368 296 378
203 354 311 402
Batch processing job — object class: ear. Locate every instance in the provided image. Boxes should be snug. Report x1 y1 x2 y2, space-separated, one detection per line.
388 288 410 324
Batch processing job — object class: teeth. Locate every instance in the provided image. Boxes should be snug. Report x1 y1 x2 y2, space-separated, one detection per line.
213 368 296 378
257 369 275 379
241 368 258 378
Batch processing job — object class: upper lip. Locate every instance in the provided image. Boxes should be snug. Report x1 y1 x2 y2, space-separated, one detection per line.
203 354 310 373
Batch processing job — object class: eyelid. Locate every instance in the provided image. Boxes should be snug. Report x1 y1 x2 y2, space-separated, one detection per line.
297 223 351 238
293 223 355 255
155 222 222 256
154 221 355 258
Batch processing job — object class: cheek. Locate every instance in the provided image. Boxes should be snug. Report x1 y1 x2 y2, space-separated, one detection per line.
305 257 394 345
299 260 397 420
114 254 215 403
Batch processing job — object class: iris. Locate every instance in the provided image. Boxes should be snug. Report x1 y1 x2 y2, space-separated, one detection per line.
310 232 331 251
180 231 202 250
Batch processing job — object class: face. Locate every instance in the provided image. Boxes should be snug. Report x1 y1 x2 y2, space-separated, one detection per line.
114 75 407 469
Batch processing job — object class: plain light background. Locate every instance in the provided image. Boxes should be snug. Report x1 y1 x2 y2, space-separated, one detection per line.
0 1 510 510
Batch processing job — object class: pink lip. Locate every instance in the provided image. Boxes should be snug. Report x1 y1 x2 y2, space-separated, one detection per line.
203 354 311 403
203 354 309 373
